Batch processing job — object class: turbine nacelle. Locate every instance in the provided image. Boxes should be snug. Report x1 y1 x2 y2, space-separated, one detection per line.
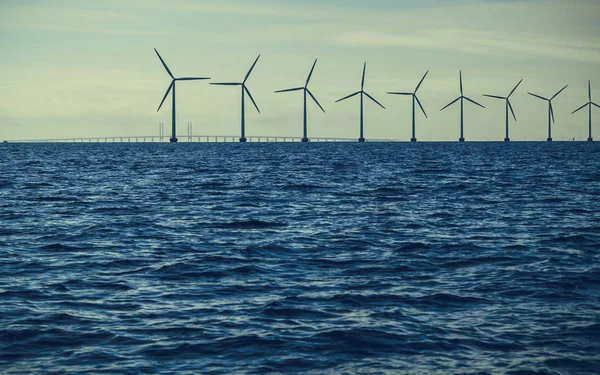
387 70 429 118
440 95 485 111
155 48 210 112
441 71 485 111
211 55 261 113
528 85 567 124
336 63 385 109
482 79 523 121
274 58 325 113
572 80 600 115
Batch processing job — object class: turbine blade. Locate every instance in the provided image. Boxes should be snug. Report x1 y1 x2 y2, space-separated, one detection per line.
361 62 366 90
154 48 174 79
483 94 506 100
550 103 555 123
211 82 242 86
415 70 429 93
306 58 318 87
274 87 304 93
364 91 385 109
415 95 428 118
508 100 516 121
243 55 261 83
460 70 463 95
307 89 325 113
571 102 589 114
440 97 460 111
589 80 592 101
508 79 523 98
244 85 260 113
157 82 173 112
593 102 600 109
551 85 568 100
336 91 361 103
464 96 485 109
176 77 210 81
528 92 548 101
387 92 412 95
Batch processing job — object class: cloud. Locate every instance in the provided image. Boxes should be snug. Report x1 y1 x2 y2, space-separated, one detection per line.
0 5 173 36
128 0 320 19
332 29 600 63
1 23 174 36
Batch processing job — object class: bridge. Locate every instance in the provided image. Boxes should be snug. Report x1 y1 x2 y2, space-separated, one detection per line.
5 135 400 143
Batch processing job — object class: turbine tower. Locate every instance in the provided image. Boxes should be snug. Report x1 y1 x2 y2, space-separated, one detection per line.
572 80 600 142
528 85 568 142
440 71 485 142
483 79 523 142
387 71 429 142
275 59 325 142
335 62 385 142
155 48 210 143
211 55 261 142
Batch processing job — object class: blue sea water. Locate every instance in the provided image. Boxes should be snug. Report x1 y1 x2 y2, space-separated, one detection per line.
1 141 599 374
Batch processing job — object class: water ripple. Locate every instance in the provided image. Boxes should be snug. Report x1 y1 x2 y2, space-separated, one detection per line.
1 142 599 374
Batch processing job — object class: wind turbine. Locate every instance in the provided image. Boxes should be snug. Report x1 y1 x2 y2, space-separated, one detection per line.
572 80 599 142
335 62 385 142
155 48 210 143
211 55 261 142
275 59 325 142
440 71 485 142
387 71 429 142
483 79 523 141
528 85 568 142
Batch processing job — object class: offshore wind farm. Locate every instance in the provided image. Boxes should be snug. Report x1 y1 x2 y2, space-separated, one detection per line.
2 2 600 375
5 52 596 143
1 3 598 145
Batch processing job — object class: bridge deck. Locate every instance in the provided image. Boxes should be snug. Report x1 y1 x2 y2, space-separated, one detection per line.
5 136 401 143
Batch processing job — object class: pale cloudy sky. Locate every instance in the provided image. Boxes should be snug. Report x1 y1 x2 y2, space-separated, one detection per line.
0 0 599 141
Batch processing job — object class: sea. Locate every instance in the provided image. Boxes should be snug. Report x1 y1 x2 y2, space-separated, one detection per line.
1 141 599 374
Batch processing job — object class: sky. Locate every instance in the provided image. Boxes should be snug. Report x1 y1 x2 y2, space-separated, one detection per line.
0 0 599 141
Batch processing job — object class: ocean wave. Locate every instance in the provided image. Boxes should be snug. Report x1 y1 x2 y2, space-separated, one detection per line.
1 142 599 374
212 220 288 229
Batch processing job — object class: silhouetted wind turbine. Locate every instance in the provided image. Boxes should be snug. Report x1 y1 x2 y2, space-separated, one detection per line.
387 71 429 142
155 48 210 143
572 80 599 142
275 59 325 142
483 79 523 142
440 71 485 142
211 55 261 142
336 62 385 142
528 85 568 142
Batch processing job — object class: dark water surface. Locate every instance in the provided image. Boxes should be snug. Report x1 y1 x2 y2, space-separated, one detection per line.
1 142 599 374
